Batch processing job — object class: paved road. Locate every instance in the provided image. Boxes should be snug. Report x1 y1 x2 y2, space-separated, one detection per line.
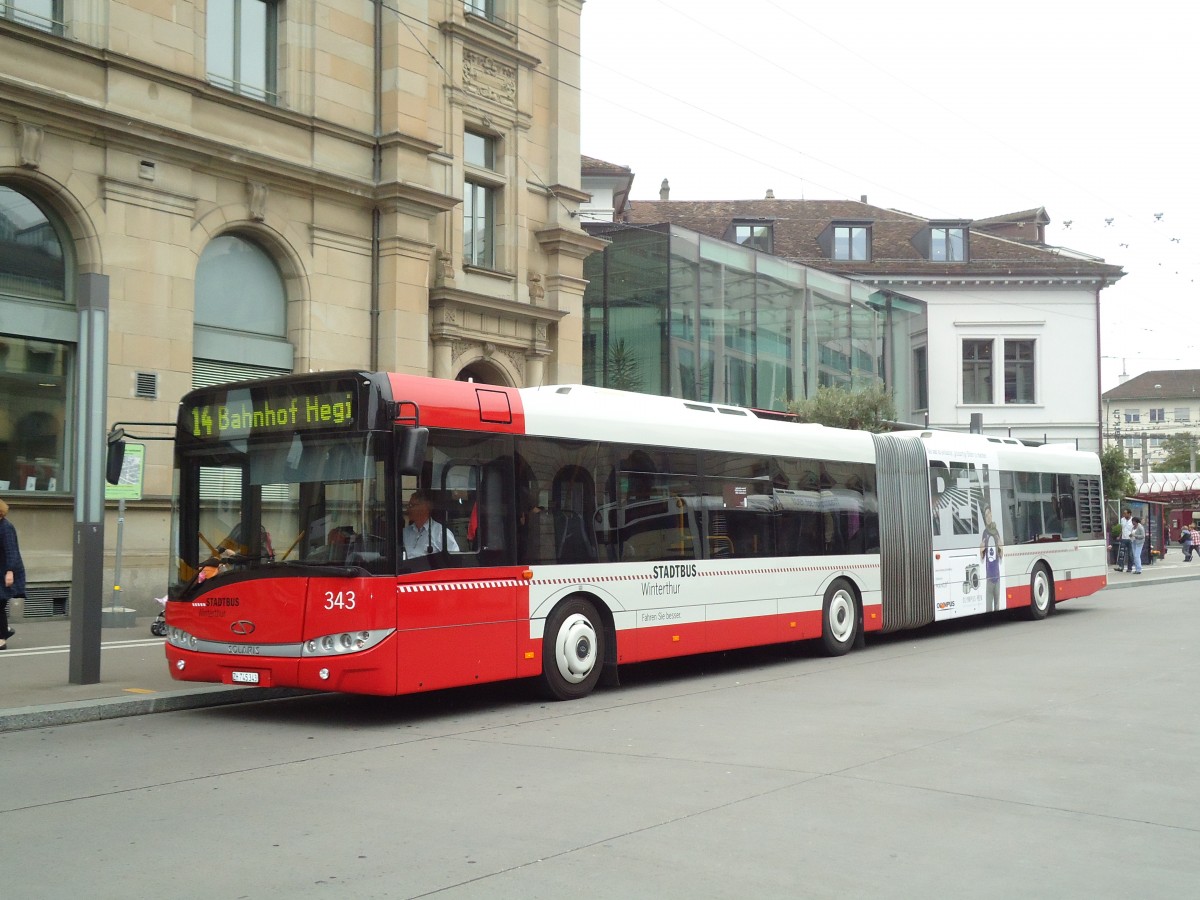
0 582 1195 898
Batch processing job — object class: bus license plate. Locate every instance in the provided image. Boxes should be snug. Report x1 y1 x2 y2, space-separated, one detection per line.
231 671 260 684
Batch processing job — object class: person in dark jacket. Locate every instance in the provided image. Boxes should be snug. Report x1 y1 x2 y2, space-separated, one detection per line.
0 497 25 649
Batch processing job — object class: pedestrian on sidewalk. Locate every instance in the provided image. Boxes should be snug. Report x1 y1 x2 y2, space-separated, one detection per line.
0 497 25 649
1119 508 1134 572
1130 516 1146 575
1181 525 1194 562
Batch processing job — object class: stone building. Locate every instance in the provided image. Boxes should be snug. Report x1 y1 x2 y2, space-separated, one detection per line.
0 0 600 618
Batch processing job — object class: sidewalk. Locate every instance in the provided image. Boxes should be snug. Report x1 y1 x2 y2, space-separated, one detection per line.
2 557 1197 733
0 615 309 733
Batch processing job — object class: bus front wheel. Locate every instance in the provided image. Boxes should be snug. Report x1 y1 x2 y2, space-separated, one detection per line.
1027 564 1054 621
542 596 604 701
821 579 859 656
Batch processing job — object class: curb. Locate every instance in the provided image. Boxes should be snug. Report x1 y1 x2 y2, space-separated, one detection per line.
0 686 314 734
1103 572 1196 591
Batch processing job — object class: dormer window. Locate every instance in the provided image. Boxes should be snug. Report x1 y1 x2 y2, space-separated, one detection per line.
732 221 773 253
931 225 967 261
832 224 870 260
816 221 873 261
913 221 970 262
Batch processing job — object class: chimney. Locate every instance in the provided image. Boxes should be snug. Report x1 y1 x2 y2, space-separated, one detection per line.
860 194 868 204
765 189 775 199
659 178 670 201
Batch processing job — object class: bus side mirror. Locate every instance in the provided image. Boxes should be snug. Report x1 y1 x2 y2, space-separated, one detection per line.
398 426 428 476
106 430 127 485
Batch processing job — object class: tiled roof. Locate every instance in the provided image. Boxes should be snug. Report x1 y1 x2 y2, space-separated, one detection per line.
581 156 633 176
1102 370 1200 401
624 198 1124 281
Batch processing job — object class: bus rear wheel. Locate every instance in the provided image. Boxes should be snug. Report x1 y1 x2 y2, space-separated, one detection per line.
542 596 604 700
821 579 859 656
1027 564 1054 620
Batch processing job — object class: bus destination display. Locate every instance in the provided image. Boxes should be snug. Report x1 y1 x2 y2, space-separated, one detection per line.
185 388 356 440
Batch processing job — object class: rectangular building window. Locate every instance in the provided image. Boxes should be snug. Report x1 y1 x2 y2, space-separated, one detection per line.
1149 408 1165 422
1175 407 1190 422
464 183 494 268
1004 339 1035 404
1 0 62 33
465 0 496 18
931 227 966 261
833 225 869 260
0 335 72 493
913 345 928 411
207 0 278 103
962 339 993 404
1125 411 1140 423
464 131 499 269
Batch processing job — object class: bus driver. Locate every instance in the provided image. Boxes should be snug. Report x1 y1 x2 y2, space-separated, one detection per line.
403 490 459 557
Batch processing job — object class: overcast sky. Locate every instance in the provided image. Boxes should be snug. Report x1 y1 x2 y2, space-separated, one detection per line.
578 0 1198 393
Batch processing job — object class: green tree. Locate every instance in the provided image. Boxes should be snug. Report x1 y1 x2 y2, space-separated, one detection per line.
1100 443 1135 502
1153 433 1199 472
788 381 897 433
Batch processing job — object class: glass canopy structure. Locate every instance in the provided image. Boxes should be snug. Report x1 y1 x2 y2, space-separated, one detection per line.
582 224 919 413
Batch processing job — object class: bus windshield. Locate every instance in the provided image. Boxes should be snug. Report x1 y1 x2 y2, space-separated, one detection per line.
170 430 392 593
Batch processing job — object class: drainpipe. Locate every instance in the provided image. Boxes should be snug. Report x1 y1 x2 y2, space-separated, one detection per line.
1094 284 1103 453
370 0 383 371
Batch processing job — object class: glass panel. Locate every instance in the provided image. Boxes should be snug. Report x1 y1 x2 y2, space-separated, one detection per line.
932 227 966 262
600 229 666 394
464 181 494 267
207 0 273 100
755 274 794 411
1004 339 1034 404
813 291 851 390
962 338 993 404
237 0 270 101
849 303 880 385
465 132 494 169
734 224 771 252
913 346 928 410
206 0 236 89
0 334 72 493
0 186 66 303
3 0 60 31
174 432 390 590
613 454 701 561
667 232 698 398
835 226 868 260
195 235 287 336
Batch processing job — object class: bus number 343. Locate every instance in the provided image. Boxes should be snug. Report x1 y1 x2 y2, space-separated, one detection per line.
324 590 356 610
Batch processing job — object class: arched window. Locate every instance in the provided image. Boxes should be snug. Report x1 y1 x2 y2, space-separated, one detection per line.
0 185 66 302
0 185 73 493
193 233 292 385
195 234 286 336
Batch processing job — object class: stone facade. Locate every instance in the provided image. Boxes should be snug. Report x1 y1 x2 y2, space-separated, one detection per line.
0 0 602 617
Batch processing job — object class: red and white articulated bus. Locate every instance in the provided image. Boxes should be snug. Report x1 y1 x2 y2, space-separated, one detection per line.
154 371 1107 700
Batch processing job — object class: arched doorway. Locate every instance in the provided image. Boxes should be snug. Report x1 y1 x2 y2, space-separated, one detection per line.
456 360 508 385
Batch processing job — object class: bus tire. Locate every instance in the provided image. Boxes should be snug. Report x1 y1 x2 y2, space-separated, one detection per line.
542 596 604 701
1027 564 1054 621
821 578 859 656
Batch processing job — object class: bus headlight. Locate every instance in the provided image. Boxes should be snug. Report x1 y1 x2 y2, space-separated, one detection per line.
300 628 394 657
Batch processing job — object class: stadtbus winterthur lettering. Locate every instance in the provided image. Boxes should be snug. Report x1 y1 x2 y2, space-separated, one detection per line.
189 390 354 438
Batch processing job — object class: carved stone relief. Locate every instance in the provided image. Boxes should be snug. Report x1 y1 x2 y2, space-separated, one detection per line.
463 49 517 107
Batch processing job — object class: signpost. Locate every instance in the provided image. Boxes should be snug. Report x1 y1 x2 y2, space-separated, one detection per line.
103 443 144 627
